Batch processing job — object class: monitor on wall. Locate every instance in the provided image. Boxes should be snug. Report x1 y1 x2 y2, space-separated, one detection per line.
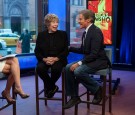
87 0 112 45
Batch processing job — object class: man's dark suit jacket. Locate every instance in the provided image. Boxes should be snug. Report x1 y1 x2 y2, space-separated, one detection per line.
70 24 108 71
34 30 69 66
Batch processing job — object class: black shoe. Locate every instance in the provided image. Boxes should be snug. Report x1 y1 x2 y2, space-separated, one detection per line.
63 97 81 109
44 89 49 97
47 85 59 98
92 86 102 104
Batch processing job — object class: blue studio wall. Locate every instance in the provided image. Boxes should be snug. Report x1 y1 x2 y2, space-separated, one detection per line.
48 0 66 30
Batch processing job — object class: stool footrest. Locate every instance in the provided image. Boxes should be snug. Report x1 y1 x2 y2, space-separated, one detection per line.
38 97 62 101
0 103 12 111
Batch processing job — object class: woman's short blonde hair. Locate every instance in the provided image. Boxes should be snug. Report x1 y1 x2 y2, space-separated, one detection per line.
44 14 59 28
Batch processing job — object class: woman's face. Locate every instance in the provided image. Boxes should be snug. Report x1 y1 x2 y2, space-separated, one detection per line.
48 20 58 33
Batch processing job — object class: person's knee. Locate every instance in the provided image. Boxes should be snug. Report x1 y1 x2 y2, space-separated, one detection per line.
65 64 71 71
7 57 18 65
74 69 81 76
12 57 18 62
74 69 84 78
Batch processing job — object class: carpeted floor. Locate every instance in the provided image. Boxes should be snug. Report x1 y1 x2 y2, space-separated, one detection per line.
0 70 135 115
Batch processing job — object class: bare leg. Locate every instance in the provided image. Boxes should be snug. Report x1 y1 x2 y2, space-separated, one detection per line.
2 57 29 96
1 72 16 103
4 74 14 94
5 58 24 91
9 58 21 87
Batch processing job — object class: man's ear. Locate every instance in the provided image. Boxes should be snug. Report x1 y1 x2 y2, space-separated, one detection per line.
87 18 91 23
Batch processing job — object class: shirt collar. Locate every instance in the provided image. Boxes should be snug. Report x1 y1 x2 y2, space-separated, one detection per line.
85 23 93 33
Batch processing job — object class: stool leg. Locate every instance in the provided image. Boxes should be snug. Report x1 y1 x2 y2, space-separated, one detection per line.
12 84 16 115
35 71 39 115
87 90 90 109
44 85 47 106
75 105 78 115
109 72 112 113
102 76 106 115
62 71 65 115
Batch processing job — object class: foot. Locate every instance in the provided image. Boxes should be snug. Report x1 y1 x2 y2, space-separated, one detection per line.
1 90 16 104
63 97 81 109
44 89 49 97
92 86 102 104
46 85 59 98
14 88 30 99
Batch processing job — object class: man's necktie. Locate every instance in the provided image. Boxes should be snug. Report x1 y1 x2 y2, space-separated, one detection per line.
82 31 86 46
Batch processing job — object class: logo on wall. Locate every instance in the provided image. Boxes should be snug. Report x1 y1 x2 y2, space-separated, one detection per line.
88 0 112 45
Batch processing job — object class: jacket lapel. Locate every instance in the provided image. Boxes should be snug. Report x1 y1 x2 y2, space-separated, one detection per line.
84 24 95 45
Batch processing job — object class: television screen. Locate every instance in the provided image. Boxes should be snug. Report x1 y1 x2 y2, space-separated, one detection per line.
87 0 112 45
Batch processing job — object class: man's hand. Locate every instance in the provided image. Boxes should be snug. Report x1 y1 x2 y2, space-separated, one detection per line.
70 63 79 71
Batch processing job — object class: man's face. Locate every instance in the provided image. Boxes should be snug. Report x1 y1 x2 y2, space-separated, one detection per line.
77 14 90 29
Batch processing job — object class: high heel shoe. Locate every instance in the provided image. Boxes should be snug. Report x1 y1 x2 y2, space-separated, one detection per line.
14 88 30 99
1 90 16 104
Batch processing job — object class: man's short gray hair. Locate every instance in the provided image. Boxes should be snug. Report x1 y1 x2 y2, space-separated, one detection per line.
79 9 95 23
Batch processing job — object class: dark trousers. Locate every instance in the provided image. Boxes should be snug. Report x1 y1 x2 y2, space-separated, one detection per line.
36 61 64 91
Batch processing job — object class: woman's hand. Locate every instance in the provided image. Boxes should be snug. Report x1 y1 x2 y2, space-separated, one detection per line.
43 57 59 65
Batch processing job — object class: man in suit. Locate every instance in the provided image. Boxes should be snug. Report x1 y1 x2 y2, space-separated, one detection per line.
63 9 108 109
35 14 68 98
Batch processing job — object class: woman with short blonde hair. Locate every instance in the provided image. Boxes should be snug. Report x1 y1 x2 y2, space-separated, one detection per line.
35 13 68 98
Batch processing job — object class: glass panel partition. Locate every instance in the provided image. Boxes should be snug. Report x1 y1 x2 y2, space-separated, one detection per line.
70 0 86 47
0 0 37 55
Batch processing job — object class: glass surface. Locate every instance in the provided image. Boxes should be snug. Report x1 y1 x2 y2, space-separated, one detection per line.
0 0 37 55
70 0 86 47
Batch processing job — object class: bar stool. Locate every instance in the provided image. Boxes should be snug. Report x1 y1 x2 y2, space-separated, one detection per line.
0 73 16 115
35 67 66 115
74 48 112 115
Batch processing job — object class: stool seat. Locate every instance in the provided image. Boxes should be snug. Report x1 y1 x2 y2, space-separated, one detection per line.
95 68 110 75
